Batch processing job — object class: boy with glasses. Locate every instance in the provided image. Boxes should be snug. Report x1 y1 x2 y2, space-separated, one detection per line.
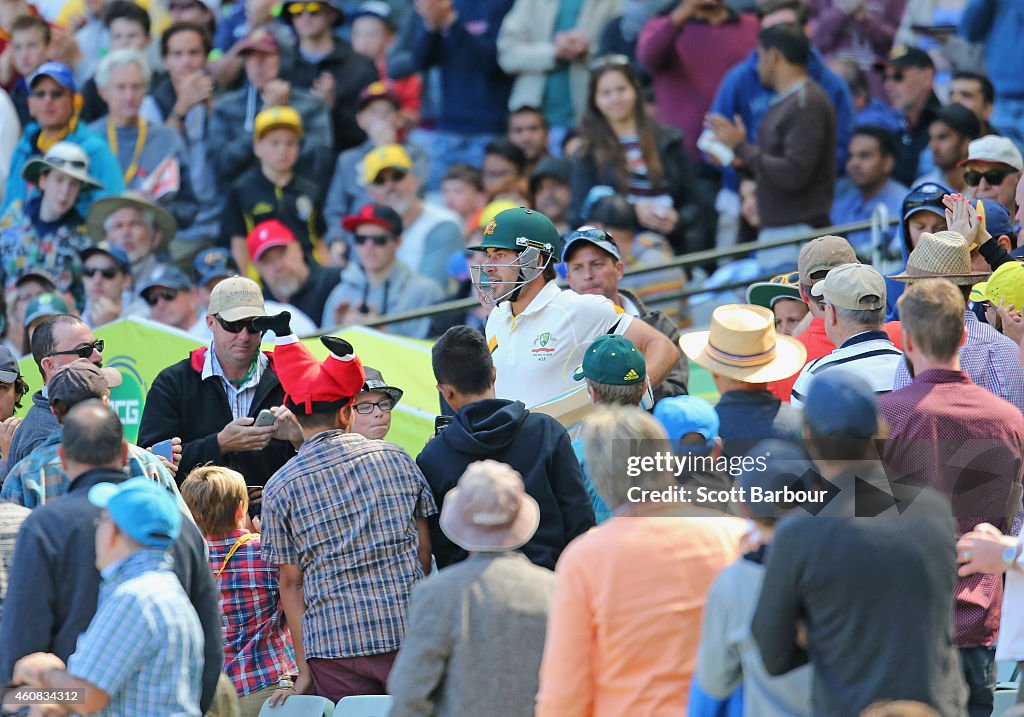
139 275 305 492
321 203 444 337
350 366 402 440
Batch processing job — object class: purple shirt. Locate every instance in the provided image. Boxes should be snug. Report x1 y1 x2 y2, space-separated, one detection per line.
879 368 1024 647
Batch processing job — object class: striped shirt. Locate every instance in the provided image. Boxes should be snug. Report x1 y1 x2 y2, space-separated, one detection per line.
261 430 437 659
892 310 1024 415
202 345 268 420
791 330 902 407
67 550 204 717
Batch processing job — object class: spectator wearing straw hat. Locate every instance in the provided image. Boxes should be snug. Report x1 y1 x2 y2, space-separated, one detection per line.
889 230 1024 413
388 460 554 717
350 367 403 440
680 304 806 458
0 141 103 296
880 279 1024 716
86 190 177 288
789 263 902 407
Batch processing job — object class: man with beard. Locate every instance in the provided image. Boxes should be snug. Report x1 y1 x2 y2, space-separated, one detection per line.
364 144 463 288
831 125 908 257
248 220 340 328
529 157 571 236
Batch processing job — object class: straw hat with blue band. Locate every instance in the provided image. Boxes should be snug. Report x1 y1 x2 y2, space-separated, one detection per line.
679 304 807 383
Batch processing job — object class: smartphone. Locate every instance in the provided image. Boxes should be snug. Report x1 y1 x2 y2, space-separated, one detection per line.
434 415 454 436
254 409 277 427
151 439 174 461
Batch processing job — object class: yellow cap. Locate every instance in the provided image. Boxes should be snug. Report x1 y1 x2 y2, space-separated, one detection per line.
362 143 412 185
477 199 519 230
971 261 1024 311
254 105 303 141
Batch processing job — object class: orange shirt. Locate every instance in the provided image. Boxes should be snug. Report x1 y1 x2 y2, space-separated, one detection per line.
770 317 903 401
536 514 745 717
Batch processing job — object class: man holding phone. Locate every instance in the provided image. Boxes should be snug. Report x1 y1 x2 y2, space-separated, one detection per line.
139 276 304 492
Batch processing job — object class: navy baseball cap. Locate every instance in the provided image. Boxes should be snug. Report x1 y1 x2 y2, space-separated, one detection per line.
194 247 236 288
89 477 181 549
804 370 878 439
81 242 131 274
653 395 720 453
29 61 75 92
977 198 1014 239
738 440 816 519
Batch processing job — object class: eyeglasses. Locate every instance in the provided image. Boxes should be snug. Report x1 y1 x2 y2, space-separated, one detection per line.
372 169 407 186
83 266 122 279
48 340 104 359
288 2 323 15
353 398 394 414
589 54 631 72
884 71 905 83
144 288 180 306
354 233 392 246
964 169 1014 187
214 314 264 334
31 88 69 100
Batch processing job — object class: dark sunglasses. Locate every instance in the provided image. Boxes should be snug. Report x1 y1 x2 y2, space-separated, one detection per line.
884 71 905 83
31 88 69 100
48 340 104 359
964 169 1014 187
566 227 615 245
215 314 265 334
354 398 394 414
589 53 631 72
144 288 180 306
354 233 392 246
903 185 946 215
82 266 122 279
372 170 407 186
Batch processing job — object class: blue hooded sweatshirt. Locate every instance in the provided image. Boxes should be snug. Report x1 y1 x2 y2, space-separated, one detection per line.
884 182 951 320
710 46 855 192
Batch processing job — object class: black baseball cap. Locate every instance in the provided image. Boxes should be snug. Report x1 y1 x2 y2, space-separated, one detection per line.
874 45 934 71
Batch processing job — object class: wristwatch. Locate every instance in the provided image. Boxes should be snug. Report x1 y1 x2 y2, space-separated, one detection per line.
1003 541 1023 572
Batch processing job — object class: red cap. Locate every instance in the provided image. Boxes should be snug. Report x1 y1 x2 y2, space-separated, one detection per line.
236 28 279 55
341 203 403 235
247 219 296 262
274 337 366 414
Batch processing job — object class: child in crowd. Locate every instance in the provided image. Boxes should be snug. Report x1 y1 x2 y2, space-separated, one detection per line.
222 105 325 276
746 274 810 337
8 15 50 126
0 141 102 297
179 465 296 717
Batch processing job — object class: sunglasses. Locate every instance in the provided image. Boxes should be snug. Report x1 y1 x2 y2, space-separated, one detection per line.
964 169 1014 187
144 288 180 306
567 227 614 245
31 88 69 100
215 314 265 334
48 340 104 359
770 271 800 286
288 2 323 14
903 186 946 215
83 266 122 279
353 398 394 414
589 53 631 72
884 71 905 83
49 156 88 170
354 233 392 246
372 169 407 186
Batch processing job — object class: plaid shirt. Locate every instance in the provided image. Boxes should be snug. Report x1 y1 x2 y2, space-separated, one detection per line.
0 428 186 511
208 529 296 696
67 550 204 717
880 369 1024 647
261 430 437 659
893 310 1024 414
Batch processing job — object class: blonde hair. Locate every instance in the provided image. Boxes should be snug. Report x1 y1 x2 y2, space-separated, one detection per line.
581 405 673 509
180 465 248 538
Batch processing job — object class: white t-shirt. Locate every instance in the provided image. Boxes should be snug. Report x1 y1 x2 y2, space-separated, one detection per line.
487 281 633 408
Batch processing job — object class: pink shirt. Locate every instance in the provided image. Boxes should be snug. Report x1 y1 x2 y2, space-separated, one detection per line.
536 514 745 717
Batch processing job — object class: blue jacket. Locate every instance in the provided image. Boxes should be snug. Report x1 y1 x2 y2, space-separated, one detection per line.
407 0 515 134
4 121 124 215
884 182 951 321
710 47 855 191
960 0 1024 98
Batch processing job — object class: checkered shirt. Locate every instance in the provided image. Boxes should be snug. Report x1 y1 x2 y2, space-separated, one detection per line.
892 310 1024 414
261 430 437 659
208 529 297 696
67 550 204 717
0 428 186 511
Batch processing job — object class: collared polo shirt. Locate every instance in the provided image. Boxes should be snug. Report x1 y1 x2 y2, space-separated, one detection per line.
487 281 633 408
790 330 902 407
221 168 326 258
203 346 268 420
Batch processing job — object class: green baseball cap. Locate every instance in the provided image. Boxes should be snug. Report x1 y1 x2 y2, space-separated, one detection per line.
467 207 563 258
573 334 646 385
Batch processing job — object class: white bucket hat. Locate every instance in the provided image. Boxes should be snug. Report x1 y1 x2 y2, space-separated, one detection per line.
22 141 104 190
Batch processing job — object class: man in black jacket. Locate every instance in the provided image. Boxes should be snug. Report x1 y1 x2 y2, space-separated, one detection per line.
138 276 303 490
0 401 223 713
417 325 595 570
